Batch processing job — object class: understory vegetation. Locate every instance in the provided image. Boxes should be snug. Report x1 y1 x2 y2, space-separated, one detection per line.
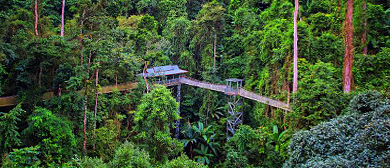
0 0 389 167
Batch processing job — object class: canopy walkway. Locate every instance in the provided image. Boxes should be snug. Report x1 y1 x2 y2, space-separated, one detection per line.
0 77 290 111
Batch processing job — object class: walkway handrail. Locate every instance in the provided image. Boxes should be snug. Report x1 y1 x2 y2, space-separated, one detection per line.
179 77 226 93
179 77 291 111
238 88 290 111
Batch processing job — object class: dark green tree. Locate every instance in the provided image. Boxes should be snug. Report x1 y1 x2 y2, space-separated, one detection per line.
133 85 183 163
109 141 152 168
0 104 25 153
284 92 390 167
23 107 77 165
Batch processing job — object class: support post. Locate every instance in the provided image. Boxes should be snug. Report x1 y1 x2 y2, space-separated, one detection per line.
225 79 244 140
175 84 181 139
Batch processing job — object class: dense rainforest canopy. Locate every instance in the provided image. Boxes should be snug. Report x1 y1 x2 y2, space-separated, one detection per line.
0 0 389 167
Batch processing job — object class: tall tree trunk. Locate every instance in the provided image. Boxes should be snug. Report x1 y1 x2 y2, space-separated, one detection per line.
361 0 367 55
83 87 88 151
80 9 85 65
94 61 99 131
213 33 217 69
83 51 92 151
115 74 118 87
38 65 42 86
293 0 299 93
143 62 149 93
343 0 355 93
34 0 39 36
61 0 65 37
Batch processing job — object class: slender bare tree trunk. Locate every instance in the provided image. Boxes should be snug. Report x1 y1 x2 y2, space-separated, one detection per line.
83 88 88 151
115 74 118 87
143 62 149 93
34 0 39 36
361 0 367 55
343 0 355 93
83 51 92 151
38 66 42 86
94 61 99 131
293 0 299 93
213 33 217 69
80 9 85 65
61 0 65 37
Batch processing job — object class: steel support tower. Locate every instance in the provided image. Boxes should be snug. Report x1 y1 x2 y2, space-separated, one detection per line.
175 84 181 139
225 79 244 140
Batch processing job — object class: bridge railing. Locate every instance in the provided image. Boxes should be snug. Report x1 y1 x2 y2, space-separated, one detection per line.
238 88 290 111
179 77 227 93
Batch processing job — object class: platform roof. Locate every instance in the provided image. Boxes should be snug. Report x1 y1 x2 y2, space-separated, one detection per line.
137 65 188 78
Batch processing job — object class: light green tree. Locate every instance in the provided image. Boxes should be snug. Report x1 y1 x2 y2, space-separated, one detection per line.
191 0 225 73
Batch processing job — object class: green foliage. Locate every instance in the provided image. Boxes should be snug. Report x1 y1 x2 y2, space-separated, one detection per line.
80 157 108 168
284 92 390 167
0 104 24 153
190 0 225 77
22 107 76 165
163 16 191 62
139 14 158 33
290 59 348 129
109 142 152 168
347 91 389 115
0 63 6 95
224 125 290 167
182 122 219 165
133 85 182 163
305 0 332 15
307 32 343 64
0 0 390 166
162 154 208 168
354 48 390 91
306 13 338 36
92 120 120 161
158 0 187 25
4 146 41 167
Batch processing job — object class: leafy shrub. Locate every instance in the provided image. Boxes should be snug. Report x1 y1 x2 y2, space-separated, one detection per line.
289 59 348 129
224 150 249 168
305 0 332 14
307 13 337 36
92 120 120 161
354 48 390 91
22 107 76 165
3 146 41 167
80 157 107 168
348 91 389 114
284 92 390 167
225 125 290 168
109 142 152 168
182 122 219 165
162 154 208 168
0 104 24 153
